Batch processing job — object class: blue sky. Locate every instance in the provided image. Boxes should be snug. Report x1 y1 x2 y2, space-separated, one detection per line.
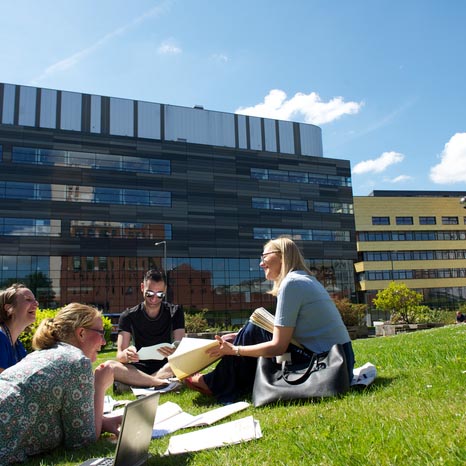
1 0 466 195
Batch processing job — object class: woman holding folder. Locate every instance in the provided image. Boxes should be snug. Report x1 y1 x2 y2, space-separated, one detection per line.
185 236 354 403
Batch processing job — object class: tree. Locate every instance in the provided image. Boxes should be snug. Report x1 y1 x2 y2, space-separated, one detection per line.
372 282 423 324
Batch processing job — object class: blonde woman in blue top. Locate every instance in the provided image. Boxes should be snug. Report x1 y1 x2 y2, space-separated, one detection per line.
0 283 38 373
0 303 121 464
186 237 355 403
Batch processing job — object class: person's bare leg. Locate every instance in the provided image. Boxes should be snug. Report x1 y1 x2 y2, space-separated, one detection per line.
108 360 168 387
154 362 175 379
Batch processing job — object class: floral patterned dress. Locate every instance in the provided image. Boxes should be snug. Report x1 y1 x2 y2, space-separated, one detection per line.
0 342 96 464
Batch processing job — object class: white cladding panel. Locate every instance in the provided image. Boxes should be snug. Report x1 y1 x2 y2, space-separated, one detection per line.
237 114 247 149
300 123 323 157
110 97 134 137
164 106 235 147
60 91 82 131
2 84 15 124
90 95 101 133
264 118 276 152
19 86 36 127
249 116 262 150
279 120 294 154
137 101 161 139
40 89 57 129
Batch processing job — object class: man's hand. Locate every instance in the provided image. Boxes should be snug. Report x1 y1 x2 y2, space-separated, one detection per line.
124 345 139 363
157 344 176 358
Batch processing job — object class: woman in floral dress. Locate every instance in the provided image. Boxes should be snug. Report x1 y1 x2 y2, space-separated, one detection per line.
0 303 121 464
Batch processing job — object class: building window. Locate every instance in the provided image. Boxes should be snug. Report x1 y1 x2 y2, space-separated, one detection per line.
0 181 171 208
314 201 353 214
250 168 351 187
419 216 436 225
252 197 307 212
12 146 170 175
396 216 413 225
372 217 390 225
442 216 459 225
253 227 350 242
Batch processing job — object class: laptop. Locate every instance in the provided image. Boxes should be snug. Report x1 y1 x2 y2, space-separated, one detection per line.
80 392 160 466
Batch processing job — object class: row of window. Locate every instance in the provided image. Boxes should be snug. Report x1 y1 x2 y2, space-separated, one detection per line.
372 216 466 226
252 197 307 212
254 227 351 242
314 201 353 214
12 146 171 175
0 218 172 239
251 198 354 214
358 230 466 241
250 168 351 187
363 268 466 281
0 182 171 207
363 250 466 261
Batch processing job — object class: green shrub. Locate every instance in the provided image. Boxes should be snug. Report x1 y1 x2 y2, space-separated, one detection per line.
19 308 113 353
334 297 367 326
184 309 209 333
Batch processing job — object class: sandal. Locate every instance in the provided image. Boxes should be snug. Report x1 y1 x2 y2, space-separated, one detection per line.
184 375 213 396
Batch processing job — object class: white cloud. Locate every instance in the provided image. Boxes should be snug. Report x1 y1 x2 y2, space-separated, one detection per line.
211 53 229 63
353 151 404 175
387 175 413 183
157 39 182 55
430 132 466 183
235 89 363 125
30 3 169 85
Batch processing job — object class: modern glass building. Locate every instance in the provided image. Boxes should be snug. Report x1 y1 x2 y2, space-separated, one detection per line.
354 190 466 309
0 82 356 321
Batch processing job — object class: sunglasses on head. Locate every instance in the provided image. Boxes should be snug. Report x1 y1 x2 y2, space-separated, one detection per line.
144 290 166 299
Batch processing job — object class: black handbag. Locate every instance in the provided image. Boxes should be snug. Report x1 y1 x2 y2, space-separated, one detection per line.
252 343 350 407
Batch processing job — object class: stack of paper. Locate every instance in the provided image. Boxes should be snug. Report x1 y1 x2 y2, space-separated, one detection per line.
167 337 221 380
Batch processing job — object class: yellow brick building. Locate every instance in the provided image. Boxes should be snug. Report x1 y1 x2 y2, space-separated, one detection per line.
353 191 466 309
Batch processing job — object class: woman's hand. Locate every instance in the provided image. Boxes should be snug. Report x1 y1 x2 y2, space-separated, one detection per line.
220 333 237 344
207 335 237 358
94 362 115 393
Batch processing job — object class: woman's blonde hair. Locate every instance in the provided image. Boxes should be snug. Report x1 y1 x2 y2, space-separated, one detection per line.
33 302 101 350
0 283 29 324
265 237 311 297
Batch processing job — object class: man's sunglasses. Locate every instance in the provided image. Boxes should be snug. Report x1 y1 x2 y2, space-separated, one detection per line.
144 290 166 299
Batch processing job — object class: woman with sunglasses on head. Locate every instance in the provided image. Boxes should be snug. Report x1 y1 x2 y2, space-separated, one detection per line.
0 303 121 464
186 237 355 404
107 268 185 391
0 283 38 373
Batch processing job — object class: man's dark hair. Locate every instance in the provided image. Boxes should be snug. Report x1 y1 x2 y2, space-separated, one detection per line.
144 269 167 284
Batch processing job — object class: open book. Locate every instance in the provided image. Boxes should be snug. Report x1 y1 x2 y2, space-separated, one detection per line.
250 307 303 348
152 400 250 438
167 337 220 380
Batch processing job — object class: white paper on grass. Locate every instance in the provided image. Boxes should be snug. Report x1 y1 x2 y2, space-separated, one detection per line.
351 362 377 387
130 381 181 397
137 342 175 360
152 401 250 438
164 415 262 455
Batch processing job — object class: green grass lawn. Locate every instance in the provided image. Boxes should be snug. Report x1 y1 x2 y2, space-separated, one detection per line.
22 325 466 465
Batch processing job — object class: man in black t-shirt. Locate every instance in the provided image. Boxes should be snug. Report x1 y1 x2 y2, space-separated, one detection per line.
108 269 185 388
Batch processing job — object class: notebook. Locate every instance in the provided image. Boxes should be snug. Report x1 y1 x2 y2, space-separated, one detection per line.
79 392 160 466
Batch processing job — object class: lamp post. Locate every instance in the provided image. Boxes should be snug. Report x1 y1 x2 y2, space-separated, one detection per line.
154 241 167 271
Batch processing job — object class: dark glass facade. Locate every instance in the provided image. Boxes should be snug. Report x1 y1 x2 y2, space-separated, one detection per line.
0 83 357 320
